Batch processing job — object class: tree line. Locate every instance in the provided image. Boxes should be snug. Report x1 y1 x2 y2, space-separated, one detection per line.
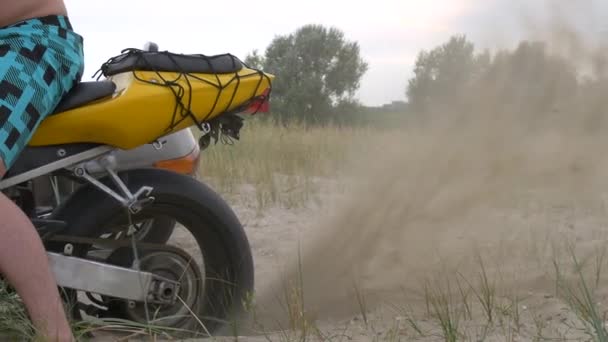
249 25 607 128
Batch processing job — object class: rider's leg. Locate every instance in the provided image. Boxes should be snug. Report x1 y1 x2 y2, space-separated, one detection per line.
0 160 73 341
0 15 84 341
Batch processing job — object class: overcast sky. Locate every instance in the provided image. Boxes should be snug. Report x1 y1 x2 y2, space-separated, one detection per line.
63 0 607 106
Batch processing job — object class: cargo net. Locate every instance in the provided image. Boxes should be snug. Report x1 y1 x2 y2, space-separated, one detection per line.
92 48 272 139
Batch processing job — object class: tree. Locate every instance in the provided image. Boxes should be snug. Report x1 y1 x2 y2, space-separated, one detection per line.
251 24 368 125
244 49 264 69
406 35 484 113
405 35 579 118
480 41 578 114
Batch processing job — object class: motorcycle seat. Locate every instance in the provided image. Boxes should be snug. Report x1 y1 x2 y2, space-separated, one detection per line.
101 52 243 77
52 81 117 115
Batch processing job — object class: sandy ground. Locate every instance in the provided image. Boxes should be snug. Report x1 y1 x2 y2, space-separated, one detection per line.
89 135 608 341
67 179 608 342
218 183 608 341
86 123 608 341
94 122 608 341
213 116 608 341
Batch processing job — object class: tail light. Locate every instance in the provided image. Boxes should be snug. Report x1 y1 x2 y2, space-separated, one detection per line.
242 88 271 114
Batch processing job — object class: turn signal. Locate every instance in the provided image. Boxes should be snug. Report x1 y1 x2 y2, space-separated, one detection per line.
154 145 201 175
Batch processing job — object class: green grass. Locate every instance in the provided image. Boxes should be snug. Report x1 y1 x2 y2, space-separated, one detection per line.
553 245 608 341
0 282 36 340
423 278 463 342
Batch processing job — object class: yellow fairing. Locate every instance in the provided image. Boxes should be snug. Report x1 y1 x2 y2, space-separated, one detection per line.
29 68 273 149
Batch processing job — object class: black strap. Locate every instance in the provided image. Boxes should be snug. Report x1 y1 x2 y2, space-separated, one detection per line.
92 49 272 139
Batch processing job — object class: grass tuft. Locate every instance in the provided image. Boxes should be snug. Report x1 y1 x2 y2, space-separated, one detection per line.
423 277 463 342
554 245 608 341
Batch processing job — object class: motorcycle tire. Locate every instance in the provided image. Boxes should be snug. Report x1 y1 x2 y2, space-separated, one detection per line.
51 168 254 336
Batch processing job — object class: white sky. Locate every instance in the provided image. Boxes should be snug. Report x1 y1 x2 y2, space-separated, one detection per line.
63 0 606 106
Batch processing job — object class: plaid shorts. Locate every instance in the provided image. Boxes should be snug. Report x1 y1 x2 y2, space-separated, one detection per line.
0 15 84 170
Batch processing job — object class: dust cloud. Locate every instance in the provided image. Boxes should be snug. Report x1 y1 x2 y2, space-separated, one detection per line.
252 2 608 330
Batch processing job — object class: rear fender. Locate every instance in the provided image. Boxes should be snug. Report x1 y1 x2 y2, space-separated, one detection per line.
48 170 135 238
49 168 243 244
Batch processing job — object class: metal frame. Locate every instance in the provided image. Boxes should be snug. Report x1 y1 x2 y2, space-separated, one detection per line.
1 144 174 304
0 145 114 190
48 252 179 304
74 162 155 214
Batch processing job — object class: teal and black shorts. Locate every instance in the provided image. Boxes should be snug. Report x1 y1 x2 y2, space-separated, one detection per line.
0 15 84 170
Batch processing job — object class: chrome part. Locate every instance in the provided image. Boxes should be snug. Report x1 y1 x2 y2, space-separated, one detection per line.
74 164 154 214
124 250 201 327
152 139 166 150
48 252 180 304
50 176 62 206
57 149 67 157
74 167 124 204
201 123 211 135
81 152 117 174
63 244 73 256
98 153 118 170
129 225 143 271
0 145 113 190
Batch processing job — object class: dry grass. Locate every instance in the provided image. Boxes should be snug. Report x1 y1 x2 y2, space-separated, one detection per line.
196 119 407 212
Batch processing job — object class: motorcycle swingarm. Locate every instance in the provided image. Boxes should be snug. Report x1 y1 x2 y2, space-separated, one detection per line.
48 251 180 305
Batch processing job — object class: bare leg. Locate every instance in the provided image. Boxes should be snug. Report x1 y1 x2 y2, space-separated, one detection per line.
0 160 74 341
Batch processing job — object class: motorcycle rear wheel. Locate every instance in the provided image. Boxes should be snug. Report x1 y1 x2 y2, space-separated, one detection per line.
50 169 254 337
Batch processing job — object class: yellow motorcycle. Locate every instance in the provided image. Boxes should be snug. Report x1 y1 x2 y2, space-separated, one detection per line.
0 47 273 336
